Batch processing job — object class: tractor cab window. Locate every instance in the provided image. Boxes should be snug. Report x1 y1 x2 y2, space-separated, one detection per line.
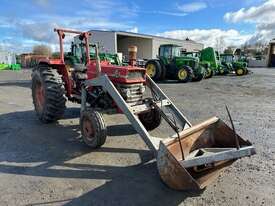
222 55 233 63
159 45 181 58
74 45 83 60
160 46 172 58
172 47 181 57
184 53 194 57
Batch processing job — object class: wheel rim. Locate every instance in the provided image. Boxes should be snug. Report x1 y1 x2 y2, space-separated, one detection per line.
178 69 188 80
146 64 156 78
82 117 95 141
236 69 244 75
35 81 45 113
206 69 211 77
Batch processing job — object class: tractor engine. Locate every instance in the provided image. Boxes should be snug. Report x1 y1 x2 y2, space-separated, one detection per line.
85 60 146 109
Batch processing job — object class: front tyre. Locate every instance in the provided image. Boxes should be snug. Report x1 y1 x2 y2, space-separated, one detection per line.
138 108 162 131
193 66 206 82
177 66 193 83
235 68 245 76
205 68 213 79
80 110 107 148
32 64 66 123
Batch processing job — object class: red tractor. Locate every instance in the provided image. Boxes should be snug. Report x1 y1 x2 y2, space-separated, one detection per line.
32 28 161 148
31 28 255 191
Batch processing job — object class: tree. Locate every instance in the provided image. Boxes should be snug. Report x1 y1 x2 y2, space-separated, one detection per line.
224 47 234 54
214 37 226 53
32 45 52 56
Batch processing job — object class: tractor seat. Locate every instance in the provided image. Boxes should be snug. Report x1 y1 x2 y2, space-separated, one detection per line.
72 63 87 72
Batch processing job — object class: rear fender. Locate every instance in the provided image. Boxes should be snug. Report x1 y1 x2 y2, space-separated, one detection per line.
37 59 73 97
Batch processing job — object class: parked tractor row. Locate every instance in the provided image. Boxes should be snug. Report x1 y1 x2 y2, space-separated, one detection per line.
0 63 21 71
145 45 249 82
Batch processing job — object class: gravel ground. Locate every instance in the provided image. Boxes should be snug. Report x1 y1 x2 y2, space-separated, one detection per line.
0 68 274 206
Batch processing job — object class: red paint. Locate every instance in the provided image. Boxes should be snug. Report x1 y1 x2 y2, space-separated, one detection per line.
37 28 146 100
87 60 146 84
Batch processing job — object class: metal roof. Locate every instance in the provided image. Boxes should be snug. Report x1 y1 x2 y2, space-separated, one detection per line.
89 29 200 44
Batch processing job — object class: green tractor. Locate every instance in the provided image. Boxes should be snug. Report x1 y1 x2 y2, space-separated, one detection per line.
65 42 123 66
200 47 228 76
145 44 206 82
181 51 213 79
220 53 248 76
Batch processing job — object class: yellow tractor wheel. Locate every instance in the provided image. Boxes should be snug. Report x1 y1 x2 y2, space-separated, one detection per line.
236 68 244 76
177 67 192 83
146 63 156 78
178 69 188 80
145 60 162 81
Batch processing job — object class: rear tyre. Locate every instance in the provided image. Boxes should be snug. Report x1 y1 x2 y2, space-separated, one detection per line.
145 60 162 81
159 63 167 81
138 108 162 131
177 66 193 83
80 110 107 148
32 64 66 123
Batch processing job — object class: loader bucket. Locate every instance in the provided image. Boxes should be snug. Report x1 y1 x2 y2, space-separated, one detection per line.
157 117 256 191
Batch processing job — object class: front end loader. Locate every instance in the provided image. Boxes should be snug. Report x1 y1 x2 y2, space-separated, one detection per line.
31 28 255 191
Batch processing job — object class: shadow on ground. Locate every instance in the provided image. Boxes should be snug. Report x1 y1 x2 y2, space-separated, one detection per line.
0 109 201 206
0 80 31 88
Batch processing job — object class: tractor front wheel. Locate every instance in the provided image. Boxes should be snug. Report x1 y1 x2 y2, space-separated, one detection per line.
32 65 66 123
205 68 213 79
177 66 192 83
192 67 205 82
138 108 162 131
80 110 107 148
235 68 245 76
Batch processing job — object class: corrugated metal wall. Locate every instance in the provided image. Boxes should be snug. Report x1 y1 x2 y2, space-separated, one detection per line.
0 51 16 64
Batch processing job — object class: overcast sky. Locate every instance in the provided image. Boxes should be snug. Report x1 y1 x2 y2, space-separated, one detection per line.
0 0 274 53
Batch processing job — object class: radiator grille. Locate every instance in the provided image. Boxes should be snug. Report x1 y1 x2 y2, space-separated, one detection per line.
116 83 145 105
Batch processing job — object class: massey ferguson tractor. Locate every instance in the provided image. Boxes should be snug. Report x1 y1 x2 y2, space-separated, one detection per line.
31 28 255 191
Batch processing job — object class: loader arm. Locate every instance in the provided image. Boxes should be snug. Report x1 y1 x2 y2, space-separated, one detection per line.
82 74 191 152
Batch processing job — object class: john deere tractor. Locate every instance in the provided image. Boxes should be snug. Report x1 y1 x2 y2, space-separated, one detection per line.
181 51 213 79
145 44 205 82
220 53 248 76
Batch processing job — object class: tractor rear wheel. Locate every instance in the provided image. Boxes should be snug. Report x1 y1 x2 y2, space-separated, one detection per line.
80 110 107 148
138 108 162 131
32 65 66 123
177 66 192 83
145 60 162 81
